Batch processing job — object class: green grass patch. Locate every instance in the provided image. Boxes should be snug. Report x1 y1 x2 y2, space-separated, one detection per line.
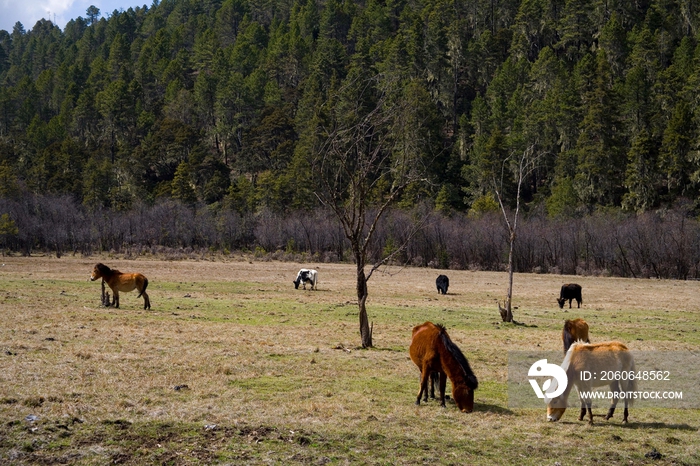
1 258 699 465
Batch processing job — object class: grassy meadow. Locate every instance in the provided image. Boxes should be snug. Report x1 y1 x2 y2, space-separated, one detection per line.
0 255 699 465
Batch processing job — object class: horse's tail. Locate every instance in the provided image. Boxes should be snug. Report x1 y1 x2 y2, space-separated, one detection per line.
439 328 479 390
138 277 149 298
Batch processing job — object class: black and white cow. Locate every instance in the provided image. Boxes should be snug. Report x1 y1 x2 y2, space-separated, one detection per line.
557 283 582 309
436 274 449 295
293 268 318 290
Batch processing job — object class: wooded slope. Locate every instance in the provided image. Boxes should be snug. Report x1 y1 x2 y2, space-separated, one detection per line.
0 0 698 214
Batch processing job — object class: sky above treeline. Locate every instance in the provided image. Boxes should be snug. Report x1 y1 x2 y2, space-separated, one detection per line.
0 0 148 33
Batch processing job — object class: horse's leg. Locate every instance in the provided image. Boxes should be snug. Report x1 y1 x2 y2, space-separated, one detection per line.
423 372 433 402
620 381 630 424
416 367 430 405
606 381 620 420
422 372 429 402
429 372 438 400
108 286 118 307
143 291 150 310
439 372 447 407
578 399 586 421
417 373 424 403
426 374 431 401
416 374 429 405
586 401 594 424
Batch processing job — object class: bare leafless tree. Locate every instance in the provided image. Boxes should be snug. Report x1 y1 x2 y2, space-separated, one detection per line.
312 75 431 347
494 145 539 322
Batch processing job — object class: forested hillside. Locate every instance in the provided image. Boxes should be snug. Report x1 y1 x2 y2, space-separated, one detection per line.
1 0 700 277
1 0 699 211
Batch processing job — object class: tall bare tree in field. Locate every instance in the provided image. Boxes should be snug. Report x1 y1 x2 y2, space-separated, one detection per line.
311 75 434 347
495 145 539 323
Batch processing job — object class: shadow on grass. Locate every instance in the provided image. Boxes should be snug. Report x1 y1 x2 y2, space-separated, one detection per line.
552 418 696 431
372 346 405 352
435 396 515 415
509 320 539 328
624 421 697 431
475 402 516 415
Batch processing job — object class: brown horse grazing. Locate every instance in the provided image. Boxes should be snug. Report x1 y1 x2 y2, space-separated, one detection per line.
409 321 478 412
90 263 151 310
562 318 590 353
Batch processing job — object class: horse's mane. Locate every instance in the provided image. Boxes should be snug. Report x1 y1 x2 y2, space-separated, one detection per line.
562 321 576 353
543 344 582 403
96 263 116 276
561 341 589 372
437 324 479 390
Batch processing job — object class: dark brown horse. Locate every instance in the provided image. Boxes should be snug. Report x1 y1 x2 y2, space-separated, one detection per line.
562 318 590 353
409 321 478 412
90 263 151 310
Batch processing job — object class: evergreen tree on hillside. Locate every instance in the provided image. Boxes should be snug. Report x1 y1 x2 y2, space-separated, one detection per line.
573 50 624 206
0 0 698 215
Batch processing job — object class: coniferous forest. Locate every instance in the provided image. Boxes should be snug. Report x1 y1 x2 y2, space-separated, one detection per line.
1 0 700 278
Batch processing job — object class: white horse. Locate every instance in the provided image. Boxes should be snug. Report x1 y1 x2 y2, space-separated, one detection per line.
293 268 318 290
546 341 636 424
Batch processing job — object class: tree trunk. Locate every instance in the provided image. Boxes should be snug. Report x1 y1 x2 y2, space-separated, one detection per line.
357 265 373 348
101 279 111 307
503 232 515 322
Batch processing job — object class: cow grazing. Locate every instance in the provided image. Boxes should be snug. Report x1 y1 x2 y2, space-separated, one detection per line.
436 275 449 295
293 268 318 290
557 283 582 309
546 341 636 424
562 318 590 353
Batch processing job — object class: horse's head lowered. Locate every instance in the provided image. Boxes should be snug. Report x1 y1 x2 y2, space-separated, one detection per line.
452 385 475 413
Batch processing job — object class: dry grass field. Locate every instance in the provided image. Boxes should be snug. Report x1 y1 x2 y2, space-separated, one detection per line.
1 255 699 465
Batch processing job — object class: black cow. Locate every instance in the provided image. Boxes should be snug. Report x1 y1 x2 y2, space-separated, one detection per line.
436 275 449 295
557 283 582 309
562 318 590 353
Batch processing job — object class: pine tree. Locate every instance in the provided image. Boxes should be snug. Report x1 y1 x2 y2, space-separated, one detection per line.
623 129 658 212
573 50 624 206
658 100 694 197
172 161 198 205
